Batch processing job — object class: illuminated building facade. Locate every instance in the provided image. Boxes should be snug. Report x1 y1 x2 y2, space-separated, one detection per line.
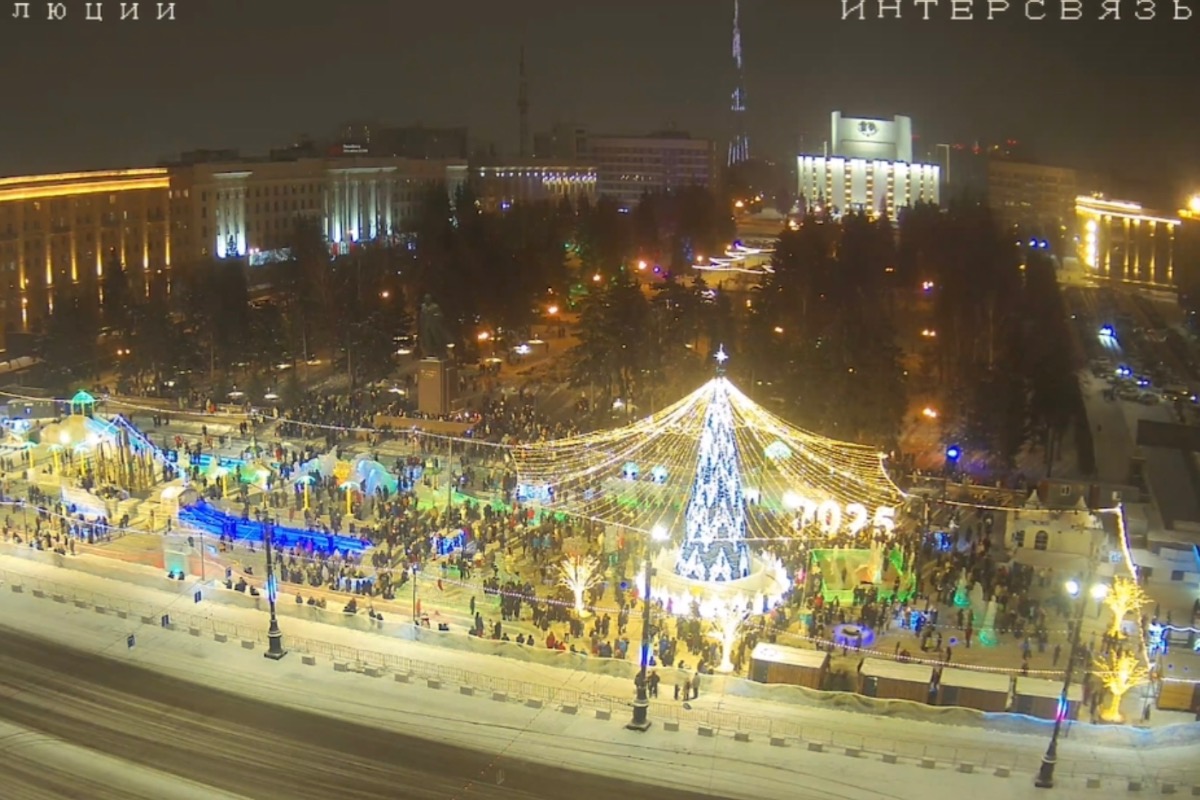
0 169 171 334
470 162 596 212
0 157 470 337
797 112 940 218
1076 195 1179 287
168 156 468 263
584 132 717 210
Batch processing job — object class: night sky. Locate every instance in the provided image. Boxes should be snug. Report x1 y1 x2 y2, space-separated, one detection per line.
1 0 1196 200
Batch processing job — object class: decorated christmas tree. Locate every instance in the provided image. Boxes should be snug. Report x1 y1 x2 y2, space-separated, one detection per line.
675 348 751 582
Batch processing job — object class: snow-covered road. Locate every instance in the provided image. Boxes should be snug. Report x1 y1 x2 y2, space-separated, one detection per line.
0 550 1196 798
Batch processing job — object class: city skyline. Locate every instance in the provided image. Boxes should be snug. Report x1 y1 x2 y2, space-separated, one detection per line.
1 0 1197 200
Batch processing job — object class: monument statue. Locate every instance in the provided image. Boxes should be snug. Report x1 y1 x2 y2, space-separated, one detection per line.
419 294 452 360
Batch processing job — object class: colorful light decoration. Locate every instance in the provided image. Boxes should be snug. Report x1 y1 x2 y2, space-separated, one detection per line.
676 376 749 582
710 600 751 673
559 553 602 617
511 374 905 542
1103 576 1148 638
764 440 791 461
1095 650 1149 723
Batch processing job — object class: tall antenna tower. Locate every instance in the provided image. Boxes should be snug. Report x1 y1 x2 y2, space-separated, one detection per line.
518 46 530 158
728 0 750 166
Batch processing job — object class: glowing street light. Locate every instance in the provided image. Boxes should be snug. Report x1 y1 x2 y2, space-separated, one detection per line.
637 260 648 271
921 329 937 338
628 523 671 732
773 326 785 334
547 305 559 316
592 273 602 283
263 520 287 660
1036 575 1105 787
477 331 491 342
922 407 938 419
1189 194 1200 215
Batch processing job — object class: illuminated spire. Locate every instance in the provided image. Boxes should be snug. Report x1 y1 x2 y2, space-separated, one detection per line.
728 0 750 166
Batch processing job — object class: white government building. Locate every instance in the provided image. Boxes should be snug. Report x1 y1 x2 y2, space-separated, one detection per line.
797 112 940 219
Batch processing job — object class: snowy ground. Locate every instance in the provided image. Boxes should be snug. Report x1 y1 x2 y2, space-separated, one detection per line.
1 551 1197 797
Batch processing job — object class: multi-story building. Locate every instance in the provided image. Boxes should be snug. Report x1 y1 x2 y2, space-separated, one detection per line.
166 153 467 263
469 161 596 213
583 132 717 210
1076 195 1180 287
0 169 172 336
796 112 940 219
0 155 469 336
986 159 1078 236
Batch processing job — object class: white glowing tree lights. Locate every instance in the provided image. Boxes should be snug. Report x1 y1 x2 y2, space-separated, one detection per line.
510 372 905 544
710 600 751 673
676 377 751 582
559 553 602 617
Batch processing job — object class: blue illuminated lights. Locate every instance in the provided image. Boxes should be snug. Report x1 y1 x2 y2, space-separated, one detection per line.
179 501 368 555
674 378 752 582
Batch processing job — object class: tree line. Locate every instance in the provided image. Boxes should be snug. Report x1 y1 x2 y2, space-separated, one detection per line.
33 185 1083 474
33 183 734 402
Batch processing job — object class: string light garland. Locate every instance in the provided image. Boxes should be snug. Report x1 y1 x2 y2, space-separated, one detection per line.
0 388 506 451
511 376 906 541
0 495 1159 683
0 384 1169 689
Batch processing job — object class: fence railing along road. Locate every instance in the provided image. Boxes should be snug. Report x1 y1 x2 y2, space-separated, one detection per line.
2 565 1195 790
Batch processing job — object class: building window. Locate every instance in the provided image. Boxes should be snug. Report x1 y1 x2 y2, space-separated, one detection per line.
1034 530 1049 551
1013 530 1025 548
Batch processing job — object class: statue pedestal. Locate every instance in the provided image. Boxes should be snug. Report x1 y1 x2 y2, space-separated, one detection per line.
418 358 457 416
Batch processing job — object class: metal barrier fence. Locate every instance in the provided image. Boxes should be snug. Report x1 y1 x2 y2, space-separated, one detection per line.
3 564 1197 788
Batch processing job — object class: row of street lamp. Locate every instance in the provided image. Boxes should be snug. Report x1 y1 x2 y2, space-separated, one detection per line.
249 517 1111 774
251 512 674 731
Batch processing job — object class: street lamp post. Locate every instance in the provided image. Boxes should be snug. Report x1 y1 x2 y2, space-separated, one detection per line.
410 561 420 626
628 525 668 731
446 436 454 511
1035 577 1106 788
263 520 287 660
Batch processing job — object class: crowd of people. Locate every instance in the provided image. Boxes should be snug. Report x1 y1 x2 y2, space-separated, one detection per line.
0 369 1127 701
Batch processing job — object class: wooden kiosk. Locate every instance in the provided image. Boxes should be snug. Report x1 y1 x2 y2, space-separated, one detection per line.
1156 678 1200 713
1012 676 1082 720
749 643 830 690
936 667 1012 712
858 657 934 703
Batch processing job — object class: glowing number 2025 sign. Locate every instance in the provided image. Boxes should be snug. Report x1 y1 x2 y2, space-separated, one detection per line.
784 492 896 537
